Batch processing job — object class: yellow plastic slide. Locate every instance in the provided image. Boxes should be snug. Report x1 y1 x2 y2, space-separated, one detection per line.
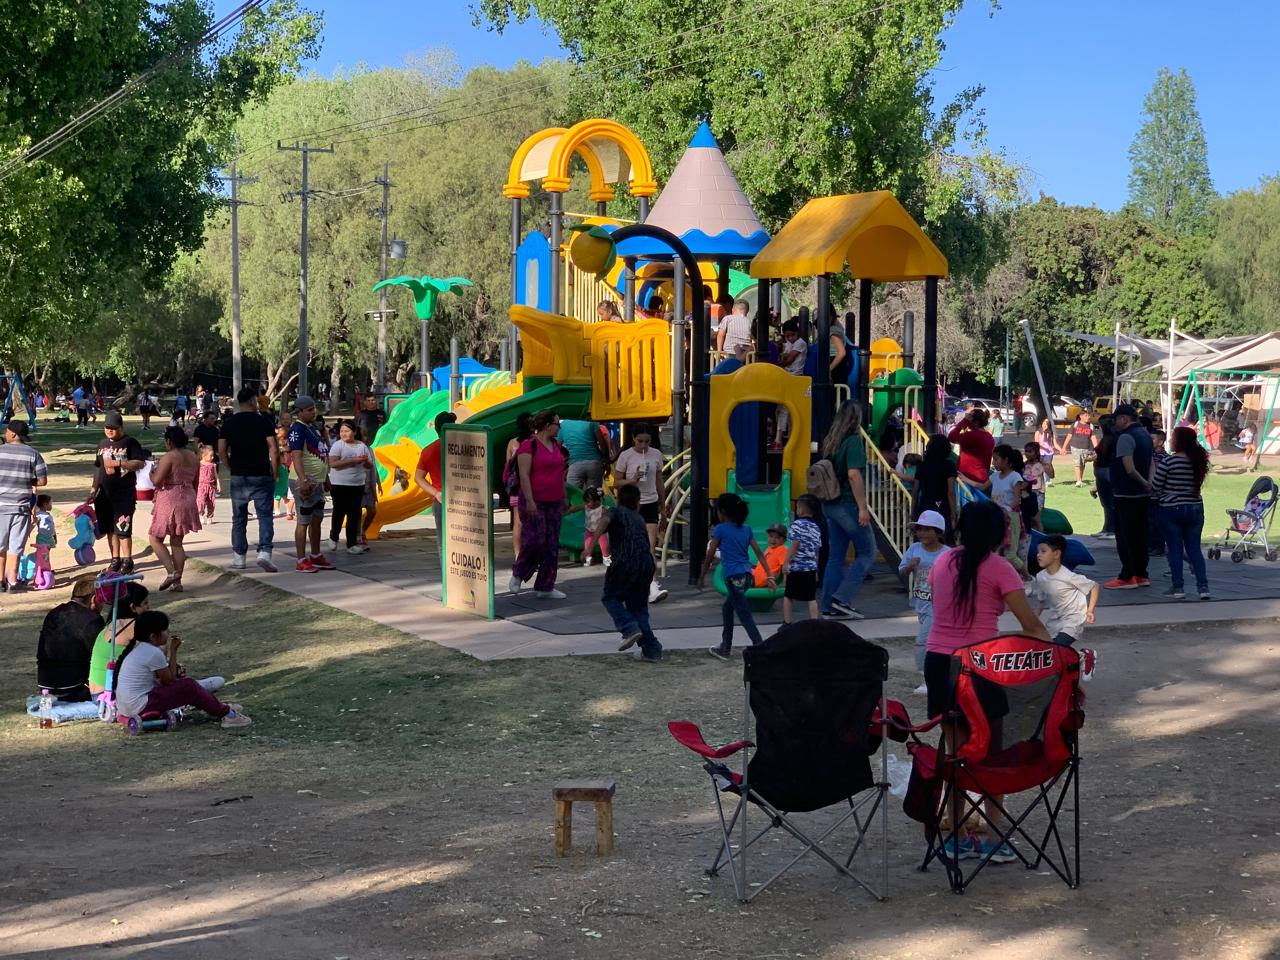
365 375 524 540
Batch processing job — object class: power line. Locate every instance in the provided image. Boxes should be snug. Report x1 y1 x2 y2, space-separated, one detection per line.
0 0 266 184
245 0 908 157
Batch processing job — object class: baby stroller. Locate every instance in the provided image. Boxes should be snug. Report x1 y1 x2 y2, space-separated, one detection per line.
1208 476 1279 563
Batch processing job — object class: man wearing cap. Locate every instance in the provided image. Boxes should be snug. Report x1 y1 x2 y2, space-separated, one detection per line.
287 396 335 572
86 411 146 574
0 419 48 590
1105 403 1154 590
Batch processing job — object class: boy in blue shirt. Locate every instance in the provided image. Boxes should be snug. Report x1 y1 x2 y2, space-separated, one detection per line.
698 492 775 659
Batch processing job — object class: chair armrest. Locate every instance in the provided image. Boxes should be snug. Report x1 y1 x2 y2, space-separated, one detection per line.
668 721 753 759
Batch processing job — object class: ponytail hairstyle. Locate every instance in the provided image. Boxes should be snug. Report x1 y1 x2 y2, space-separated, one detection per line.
716 492 749 526
111 609 171 694
993 443 1024 473
952 500 1008 625
1170 426 1209 489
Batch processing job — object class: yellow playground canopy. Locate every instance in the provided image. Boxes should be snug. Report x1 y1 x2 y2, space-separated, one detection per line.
749 191 949 282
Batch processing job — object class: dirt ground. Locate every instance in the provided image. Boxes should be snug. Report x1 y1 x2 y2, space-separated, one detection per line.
1 424 1278 959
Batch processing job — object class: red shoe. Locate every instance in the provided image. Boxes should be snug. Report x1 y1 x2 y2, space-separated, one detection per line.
310 554 336 570
1131 577 1150 587
1104 577 1138 589
295 557 316 573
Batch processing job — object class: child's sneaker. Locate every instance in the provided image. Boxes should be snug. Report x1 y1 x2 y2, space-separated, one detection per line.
913 682 928 695
1078 647 1098 682
972 836 1018 863
220 709 252 729
295 557 316 573
707 644 732 661
941 834 980 861
602 555 612 568
347 544 367 555
583 556 595 567
310 554 336 571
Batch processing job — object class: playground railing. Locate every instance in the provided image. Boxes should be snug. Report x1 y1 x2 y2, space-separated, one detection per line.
834 384 851 407
859 427 913 561
956 476 989 507
658 449 693 574
565 260 623 326
590 319 673 421
905 418 929 456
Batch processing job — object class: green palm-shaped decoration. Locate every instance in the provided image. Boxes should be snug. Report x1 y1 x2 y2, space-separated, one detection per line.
372 275 473 320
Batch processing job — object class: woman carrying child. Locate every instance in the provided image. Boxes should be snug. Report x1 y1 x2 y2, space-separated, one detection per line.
699 492 776 659
149 426 201 592
113 610 250 728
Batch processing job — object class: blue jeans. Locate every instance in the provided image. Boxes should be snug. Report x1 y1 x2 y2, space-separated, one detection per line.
1160 502 1208 591
721 572 764 648
601 578 661 657
821 501 876 612
230 475 275 557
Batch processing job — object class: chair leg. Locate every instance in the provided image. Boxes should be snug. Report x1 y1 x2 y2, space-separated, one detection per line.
555 799 572 857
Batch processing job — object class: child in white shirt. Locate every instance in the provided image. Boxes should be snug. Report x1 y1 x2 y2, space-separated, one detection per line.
1026 535 1100 645
898 510 950 692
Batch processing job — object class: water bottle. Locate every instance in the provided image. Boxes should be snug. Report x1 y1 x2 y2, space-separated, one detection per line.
38 689 54 729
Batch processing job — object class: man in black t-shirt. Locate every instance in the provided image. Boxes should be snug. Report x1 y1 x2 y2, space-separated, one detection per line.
193 410 221 457
356 394 386 444
219 386 280 572
86 411 146 573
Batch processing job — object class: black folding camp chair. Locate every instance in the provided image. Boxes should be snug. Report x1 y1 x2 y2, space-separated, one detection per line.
669 620 904 903
901 634 1085 894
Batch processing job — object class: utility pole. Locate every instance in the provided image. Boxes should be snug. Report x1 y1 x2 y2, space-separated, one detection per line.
277 140 334 398
218 162 257 398
373 162 393 392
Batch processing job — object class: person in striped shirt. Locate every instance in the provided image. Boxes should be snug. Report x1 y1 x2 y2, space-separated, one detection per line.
1151 426 1211 600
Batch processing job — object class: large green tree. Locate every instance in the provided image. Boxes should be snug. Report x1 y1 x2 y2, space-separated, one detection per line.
1127 67 1214 236
198 57 575 397
474 0 1018 284
1203 178 1280 334
0 0 321 370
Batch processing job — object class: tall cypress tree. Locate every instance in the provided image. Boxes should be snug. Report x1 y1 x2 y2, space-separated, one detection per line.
1127 68 1215 235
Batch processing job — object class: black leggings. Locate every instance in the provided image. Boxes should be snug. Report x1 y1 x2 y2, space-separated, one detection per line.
329 484 364 548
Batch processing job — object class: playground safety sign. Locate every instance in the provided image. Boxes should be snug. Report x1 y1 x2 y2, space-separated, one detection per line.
441 423 495 618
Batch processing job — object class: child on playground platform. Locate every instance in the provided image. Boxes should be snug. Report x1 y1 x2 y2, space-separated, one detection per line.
112 610 250 728
782 495 823 624
700 492 775 659
1025 535 1100 646
581 486 611 566
898 510 950 693
196 443 220 522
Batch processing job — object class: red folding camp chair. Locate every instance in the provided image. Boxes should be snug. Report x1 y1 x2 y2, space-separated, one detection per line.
901 634 1085 894
668 621 905 903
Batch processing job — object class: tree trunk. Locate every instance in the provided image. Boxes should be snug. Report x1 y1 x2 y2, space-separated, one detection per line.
329 351 342 411
264 351 300 401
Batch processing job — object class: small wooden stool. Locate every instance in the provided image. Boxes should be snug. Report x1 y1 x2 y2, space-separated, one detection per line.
553 780 616 857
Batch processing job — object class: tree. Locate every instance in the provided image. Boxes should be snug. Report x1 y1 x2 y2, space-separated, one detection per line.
1203 178 1280 334
475 0 1018 285
197 57 575 397
1127 68 1214 236
0 0 321 367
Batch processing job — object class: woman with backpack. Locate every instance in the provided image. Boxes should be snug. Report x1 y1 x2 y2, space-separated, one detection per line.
815 400 875 620
508 409 570 599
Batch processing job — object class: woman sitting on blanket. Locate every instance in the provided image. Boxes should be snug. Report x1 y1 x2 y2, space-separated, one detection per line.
87 582 149 695
36 576 106 702
112 610 250 729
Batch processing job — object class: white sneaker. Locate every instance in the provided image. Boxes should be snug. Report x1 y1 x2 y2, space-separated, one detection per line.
325 538 339 552
220 709 252 729
197 676 226 692
508 574 524 595
230 555 247 570
533 588 567 599
583 556 595 566
649 581 669 603
602 556 612 568
347 544 367 555
913 683 928 695
256 553 278 573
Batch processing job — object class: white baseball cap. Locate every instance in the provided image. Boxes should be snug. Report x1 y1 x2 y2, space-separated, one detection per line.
912 510 947 532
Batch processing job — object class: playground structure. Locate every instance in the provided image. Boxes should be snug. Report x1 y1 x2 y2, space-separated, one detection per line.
364 117 951 592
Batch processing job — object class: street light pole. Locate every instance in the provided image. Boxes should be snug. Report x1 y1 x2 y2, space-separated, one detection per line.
374 161 393 392
218 162 257 397
278 140 335 398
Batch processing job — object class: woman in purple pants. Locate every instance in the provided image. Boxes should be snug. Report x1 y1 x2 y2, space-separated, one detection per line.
508 410 569 600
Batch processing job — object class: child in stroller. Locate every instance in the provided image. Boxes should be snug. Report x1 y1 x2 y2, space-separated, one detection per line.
1208 476 1278 563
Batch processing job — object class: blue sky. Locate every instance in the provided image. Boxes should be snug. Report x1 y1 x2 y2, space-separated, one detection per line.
307 0 1278 209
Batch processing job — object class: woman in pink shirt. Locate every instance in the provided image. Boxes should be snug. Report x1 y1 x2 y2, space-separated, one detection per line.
508 409 570 599
925 500 1049 859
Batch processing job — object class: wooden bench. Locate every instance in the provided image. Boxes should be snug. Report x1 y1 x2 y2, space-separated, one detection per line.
553 780 616 857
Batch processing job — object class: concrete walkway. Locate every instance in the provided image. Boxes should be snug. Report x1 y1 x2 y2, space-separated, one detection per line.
140 488 1280 662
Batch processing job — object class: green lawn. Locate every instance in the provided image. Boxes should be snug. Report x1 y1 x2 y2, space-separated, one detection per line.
1046 463 1262 543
